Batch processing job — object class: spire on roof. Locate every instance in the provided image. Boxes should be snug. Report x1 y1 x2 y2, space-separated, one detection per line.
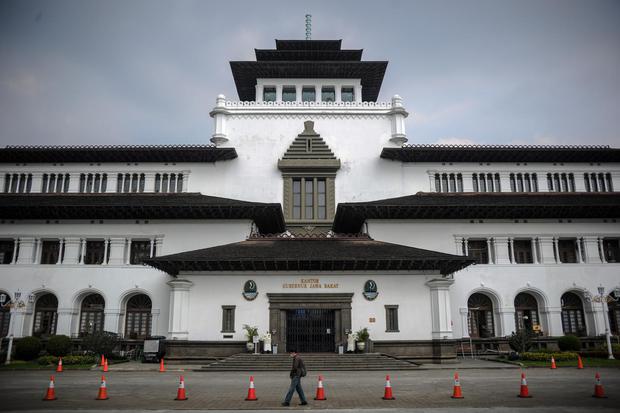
305 14 312 40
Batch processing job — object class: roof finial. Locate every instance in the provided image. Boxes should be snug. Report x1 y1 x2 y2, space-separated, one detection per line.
305 14 312 40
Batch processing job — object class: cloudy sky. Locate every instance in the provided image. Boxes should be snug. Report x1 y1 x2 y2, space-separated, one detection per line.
0 0 618 147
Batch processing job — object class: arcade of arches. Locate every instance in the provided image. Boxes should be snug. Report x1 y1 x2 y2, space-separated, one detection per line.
26 292 153 338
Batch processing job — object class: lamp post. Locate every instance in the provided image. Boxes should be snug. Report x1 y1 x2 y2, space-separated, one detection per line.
0 292 35 364
585 285 620 360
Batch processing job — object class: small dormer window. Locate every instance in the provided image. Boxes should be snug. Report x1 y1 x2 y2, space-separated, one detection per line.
321 86 335 102
282 86 296 102
341 87 354 102
302 87 315 102
263 87 276 102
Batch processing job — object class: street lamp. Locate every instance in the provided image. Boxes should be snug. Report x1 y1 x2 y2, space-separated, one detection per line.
1 291 35 365
585 285 620 360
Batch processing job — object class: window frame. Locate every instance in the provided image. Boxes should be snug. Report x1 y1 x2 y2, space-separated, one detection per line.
221 305 236 333
385 305 399 332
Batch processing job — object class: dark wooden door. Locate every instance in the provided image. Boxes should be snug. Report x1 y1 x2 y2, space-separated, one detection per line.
286 309 335 352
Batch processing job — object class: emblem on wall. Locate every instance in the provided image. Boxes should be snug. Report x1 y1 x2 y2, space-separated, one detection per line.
363 280 378 300
242 280 258 301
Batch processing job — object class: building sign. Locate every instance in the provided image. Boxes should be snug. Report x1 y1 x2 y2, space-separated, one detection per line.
242 280 258 300
363 280 378 300
282 278 339 289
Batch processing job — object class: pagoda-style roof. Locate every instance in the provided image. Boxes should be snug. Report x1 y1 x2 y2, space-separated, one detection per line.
144 234 473 276
231 39 388 102
333 192 620 233
381 144 620 163
0 193 285 234
0 145 237 164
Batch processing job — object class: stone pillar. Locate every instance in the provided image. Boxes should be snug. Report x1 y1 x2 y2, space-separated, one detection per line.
498 307 516 336
388 95 408 145
459 307 470 338
103 308 122 335
107 237 126 265
167 279 193 340
583 236 603 263
210 94 228 146
538 236 557 264
426 278 455 339
63 237 81 265
541 306 564 337
55 308 74 336
16 237 35 264
494 237 511 264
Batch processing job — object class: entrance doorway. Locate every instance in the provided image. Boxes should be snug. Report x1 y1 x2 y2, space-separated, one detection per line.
286 309 335 352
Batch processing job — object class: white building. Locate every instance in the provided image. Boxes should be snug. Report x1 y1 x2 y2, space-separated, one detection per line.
0 37 619 362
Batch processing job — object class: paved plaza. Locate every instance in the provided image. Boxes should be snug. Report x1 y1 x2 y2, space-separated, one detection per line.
0 366 619 411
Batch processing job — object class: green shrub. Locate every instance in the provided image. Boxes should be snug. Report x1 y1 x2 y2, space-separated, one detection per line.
15 336 42 361
81 331 119 358
46 335 72 357
520 351 578 361
508 330 533 353
37 354 97 366
558 335 581 352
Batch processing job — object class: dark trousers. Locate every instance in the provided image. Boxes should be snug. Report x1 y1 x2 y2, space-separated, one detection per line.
284 376 307 403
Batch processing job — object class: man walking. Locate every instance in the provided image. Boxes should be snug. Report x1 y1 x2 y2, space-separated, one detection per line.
282 349 308 406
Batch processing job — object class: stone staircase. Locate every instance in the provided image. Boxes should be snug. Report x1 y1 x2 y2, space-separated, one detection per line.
201 352 419 371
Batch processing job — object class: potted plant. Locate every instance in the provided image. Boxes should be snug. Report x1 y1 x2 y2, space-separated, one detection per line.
242 324 258 352
356 327 369 352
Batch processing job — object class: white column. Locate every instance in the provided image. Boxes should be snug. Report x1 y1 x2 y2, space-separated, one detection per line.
541 306 563 336
388 95 408 145
149 238 155 258
355 85 362 102
275 85 283 102
62 237 81 265
68 174 80 193
33 238 41 264
107 237 126 265
487 238 494 264
576 238 584 263
428 173 437 192
11 238 18 264
463 173 474 192
151 309 161 336
426 278 455 339
167 279 193 340
56 239 64 264
314 86 320 103
30 173 43 193
295 85 303 102
79 238 86 264
574 173 587 192
459 307 470 338
0 173 5 193
102 239 109 265
16 237 35 264
144 173 156 192
498 307 517 336
454 237 463 255
103 308 122 334
538 236 556 264
508 238 515 263
107 173 118 193
8 308 27 338
598 238 607 263
499 173 511 193
255 84 264 102
155 237 164 257
494 237 511 264
464 239 469 256
55 308 74 336
210 94 228 146
583 236 603 263
335 86 342 103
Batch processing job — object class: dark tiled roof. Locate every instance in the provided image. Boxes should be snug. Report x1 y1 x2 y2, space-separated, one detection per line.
0 193 285 234
381 144 620 163
333 192 620 233
144 235 473 275
0 145 237 164
275 40 343 50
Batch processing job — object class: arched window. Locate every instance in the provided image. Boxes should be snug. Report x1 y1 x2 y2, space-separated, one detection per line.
561 292 586 337
0 291 11 337
468 293 495 338
125 294 152 340
79 294 105 336
514 293 540 334
609 291 620 336
33 293 58 337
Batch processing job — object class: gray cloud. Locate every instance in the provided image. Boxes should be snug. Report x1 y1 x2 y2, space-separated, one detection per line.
0 0 619 146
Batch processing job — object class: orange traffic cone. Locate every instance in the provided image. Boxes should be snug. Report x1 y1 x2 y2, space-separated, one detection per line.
100 354 105 366
103 358 108 372
577 355 584 369
159 358 165 373
382 375 395 400
517 372 532 398
314 375 326 400
96 375 109 400
593 372 607 398
175 375 188 401
245 376 258 401
56 357 63 373
451 372 464 399
43 376 57 401
550 357 557 369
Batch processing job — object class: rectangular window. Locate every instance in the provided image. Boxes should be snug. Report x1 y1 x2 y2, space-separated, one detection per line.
558 239 578 263
513 240 533 264
282 86 296 102
468 240 489 264
317 179 326 219
130 240 151 265
305 179 314 219
603 238 620 263
40 240 60 264
321 86 335 102
0 240 15 264
221 306 235 333
341 87 354 102
263 87 276 102
385 305 399 332
292 179 302 219
302 87 316 102
84 240 105 265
